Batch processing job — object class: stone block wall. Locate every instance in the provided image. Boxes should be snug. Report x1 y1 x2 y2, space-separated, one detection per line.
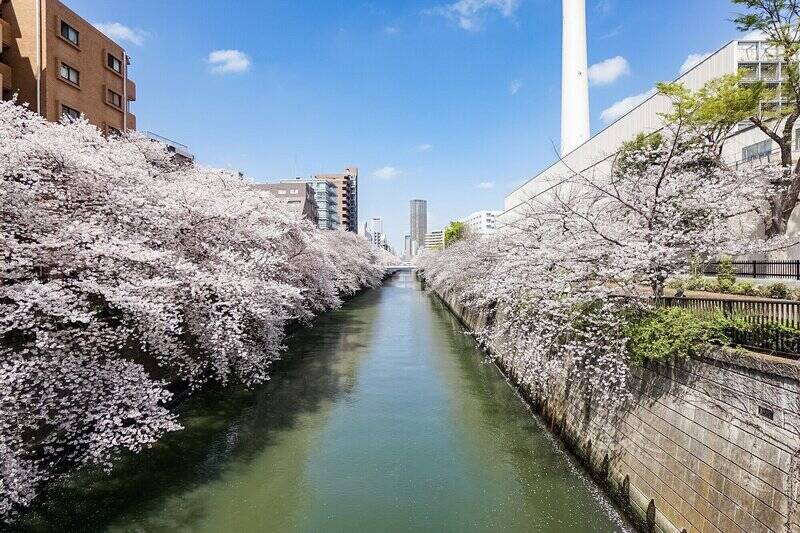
434 287 800 533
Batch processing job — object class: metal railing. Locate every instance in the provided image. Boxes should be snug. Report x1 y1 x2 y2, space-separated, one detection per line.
703 260 800 280
660 296 800 358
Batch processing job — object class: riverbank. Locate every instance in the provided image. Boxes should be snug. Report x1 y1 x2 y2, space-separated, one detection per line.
427 280 800 533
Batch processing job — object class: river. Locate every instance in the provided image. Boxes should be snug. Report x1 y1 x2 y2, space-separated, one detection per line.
16 272 632 532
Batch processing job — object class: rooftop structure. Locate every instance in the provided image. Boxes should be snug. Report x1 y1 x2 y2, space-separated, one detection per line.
144 132 194 164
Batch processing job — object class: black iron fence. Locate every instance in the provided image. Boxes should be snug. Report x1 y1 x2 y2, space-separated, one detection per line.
659 296 800 359
703 260 800 280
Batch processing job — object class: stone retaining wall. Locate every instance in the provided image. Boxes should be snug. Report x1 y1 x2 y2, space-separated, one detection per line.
433 286 800 533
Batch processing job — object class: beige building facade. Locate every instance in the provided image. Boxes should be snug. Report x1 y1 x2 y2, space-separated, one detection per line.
252 183 319 225
0 0 135 133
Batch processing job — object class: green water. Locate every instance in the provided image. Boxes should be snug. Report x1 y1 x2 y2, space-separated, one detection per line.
16 273 631 532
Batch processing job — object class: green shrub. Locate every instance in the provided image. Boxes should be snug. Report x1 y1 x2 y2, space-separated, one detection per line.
684 276 705 291
731 281 757 296
666 278 686 290
624 307 729 362
702 278 721 293
716 256 736 289
764 282 790 299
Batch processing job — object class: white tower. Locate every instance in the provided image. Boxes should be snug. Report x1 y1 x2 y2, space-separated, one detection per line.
561 0 590 155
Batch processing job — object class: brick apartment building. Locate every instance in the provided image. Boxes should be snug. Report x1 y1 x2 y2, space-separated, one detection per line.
314 167 358 232
0 0 135 133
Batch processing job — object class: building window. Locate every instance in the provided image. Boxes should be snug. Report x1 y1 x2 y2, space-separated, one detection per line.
290 189 299 194
106 126 121 137
62 105 80 121
107 89 122 108
107 53 122 73
278 190 287 195
742 139 773 161
60 21 79 46
59 63 80 85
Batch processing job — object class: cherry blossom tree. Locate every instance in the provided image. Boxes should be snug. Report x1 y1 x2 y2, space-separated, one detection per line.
419 127 786 409
0 100 390 518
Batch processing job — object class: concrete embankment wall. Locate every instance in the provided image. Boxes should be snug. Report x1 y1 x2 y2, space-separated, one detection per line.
433 286 800 533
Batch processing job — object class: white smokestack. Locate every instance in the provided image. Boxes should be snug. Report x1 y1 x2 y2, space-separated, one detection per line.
561 0 590 155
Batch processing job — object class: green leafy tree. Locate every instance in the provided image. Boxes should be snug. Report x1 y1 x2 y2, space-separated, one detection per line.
613 132 665 176
443 220 467 247
658 74 764 158
652 1 800 237
716 256 737 290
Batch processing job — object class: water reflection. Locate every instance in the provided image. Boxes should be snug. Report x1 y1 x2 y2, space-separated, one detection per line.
14 273 630 533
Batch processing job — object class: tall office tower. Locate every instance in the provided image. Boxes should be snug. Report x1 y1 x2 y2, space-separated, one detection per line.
561 0 590 155
409 199 427 256
404 235 411 257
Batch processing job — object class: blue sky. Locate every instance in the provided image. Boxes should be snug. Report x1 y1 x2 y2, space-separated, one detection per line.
71 0 746 248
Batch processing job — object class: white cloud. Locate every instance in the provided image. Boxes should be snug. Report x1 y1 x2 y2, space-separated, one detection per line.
599 25 622 39
509 80 522 95
374 166 400 179
679 52 712 75
600 88 657 124
588 56 630 86
384 26 400 34
477 181 495 189
743 29 768 41
207 49 251 74
92 22 147 46
427 0 520 31
416 144 433 152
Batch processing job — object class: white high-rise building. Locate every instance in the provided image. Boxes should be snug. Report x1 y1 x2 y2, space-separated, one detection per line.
462 210 501 235
424 230 445 250
561 0 590 155
503 38 790 230
365 217 389 250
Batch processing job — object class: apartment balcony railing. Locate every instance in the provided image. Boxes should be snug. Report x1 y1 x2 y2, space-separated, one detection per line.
738 41 791 62
126 79 136 102
0 61 11 91
0 17 10 48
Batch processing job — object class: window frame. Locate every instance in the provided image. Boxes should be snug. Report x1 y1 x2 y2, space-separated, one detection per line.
107 53 122 74
61 104 81 121
59 62 80 86
107 89 123 108
60 21 79 46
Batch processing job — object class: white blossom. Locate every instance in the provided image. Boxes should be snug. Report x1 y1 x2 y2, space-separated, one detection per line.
0 100 394 517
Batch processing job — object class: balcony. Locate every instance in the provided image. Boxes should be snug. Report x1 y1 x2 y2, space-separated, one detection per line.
125 112 136 131
126 79 136 101
0 18 10 48
0 61 11 90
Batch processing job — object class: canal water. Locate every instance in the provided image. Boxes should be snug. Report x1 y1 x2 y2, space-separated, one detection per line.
17 273 631 532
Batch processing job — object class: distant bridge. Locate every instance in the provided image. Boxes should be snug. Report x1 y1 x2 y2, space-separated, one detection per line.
385 265 417 273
